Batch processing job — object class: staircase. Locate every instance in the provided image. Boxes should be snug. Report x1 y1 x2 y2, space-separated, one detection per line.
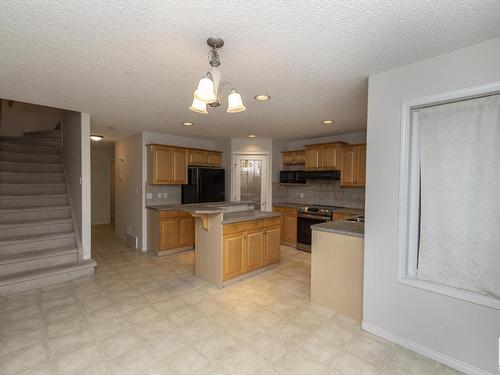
0 129 95 296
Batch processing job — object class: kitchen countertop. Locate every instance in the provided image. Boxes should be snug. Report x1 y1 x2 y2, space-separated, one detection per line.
146 201 255 214
272 202 307 208
222 210 281 224
311 220 364 238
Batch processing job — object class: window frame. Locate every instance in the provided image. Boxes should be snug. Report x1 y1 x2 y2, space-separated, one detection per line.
397 81 500 310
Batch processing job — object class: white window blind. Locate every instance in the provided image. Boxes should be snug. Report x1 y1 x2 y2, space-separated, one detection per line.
416 94 500 299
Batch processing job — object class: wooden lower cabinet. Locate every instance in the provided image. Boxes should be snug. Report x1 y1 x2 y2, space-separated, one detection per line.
223 233 245 280
273 206 297 246
148 210 195 255
222 220 280 281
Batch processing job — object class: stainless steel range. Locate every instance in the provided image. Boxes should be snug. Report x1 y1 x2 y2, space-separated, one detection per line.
296 205 345 252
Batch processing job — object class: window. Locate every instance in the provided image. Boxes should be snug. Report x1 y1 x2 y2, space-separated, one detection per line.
398 84 500 309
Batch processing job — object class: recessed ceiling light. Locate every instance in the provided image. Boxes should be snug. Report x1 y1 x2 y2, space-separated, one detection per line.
321 120 334 125
254 95 271 101
248 134 256 138
182 122 194 126
90 135 104 141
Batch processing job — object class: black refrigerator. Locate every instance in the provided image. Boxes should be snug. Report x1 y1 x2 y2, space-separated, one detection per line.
181 167 226 204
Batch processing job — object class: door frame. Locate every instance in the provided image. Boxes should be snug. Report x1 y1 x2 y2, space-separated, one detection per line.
231 152 271 211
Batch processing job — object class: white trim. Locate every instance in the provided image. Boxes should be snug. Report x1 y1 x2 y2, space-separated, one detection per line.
397 81 500 310
80 113 91 260
361 322 493 375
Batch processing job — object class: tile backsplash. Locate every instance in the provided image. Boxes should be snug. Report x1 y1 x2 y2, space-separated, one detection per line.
145 185 181 206
273 181 365 209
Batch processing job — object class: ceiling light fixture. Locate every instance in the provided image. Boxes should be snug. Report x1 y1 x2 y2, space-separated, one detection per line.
182 122 194 126
321 120 334 125
189 37 246 114
254 95 270 101
90 135 104 141
248 134 256 138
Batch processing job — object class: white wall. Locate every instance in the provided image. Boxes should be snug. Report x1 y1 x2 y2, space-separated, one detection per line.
115 133 143 247
91 144 114 225
61 111 91 260
0 100 62 136
364 37 500 375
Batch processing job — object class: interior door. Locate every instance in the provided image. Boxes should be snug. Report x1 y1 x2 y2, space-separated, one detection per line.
234 155 269 211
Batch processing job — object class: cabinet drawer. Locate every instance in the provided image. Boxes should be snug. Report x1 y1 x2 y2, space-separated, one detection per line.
260 217 281 228
223 220 260 235
159 211 179 219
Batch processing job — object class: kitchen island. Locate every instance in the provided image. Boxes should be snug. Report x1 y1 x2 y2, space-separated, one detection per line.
310 215 365 322
147 202 281 288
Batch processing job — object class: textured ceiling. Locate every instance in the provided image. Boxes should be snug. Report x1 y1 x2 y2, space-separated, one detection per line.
1 1 500 141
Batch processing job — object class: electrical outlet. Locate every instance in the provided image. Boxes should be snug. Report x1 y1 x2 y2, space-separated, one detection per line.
300 193 304 199
163 192 168 199
157 193 162 199
146 193 153 200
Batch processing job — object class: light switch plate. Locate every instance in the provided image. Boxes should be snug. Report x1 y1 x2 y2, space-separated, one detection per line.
146 193 153 199
157 193 162 199
300 193 304 199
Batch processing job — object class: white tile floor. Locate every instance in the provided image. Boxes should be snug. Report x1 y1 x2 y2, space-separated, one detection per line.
0 225 462 374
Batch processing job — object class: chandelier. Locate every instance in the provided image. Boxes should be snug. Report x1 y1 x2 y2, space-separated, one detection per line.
189 37 246 114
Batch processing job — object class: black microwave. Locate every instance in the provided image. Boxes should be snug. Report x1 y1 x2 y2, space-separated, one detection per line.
280 170 306 184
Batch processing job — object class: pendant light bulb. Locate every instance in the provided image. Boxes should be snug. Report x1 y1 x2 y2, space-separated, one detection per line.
194 76 217 103
189 95 208 114
226 89 246 113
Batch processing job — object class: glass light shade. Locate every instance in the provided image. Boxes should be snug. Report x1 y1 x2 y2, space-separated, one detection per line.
194 76 217 103
90 135 103 141
226 90 246 113
189 96 208 114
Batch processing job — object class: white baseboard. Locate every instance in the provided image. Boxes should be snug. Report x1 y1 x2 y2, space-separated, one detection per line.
361 322 493 375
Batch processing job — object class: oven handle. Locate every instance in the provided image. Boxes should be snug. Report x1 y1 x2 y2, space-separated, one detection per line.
297 214 331 221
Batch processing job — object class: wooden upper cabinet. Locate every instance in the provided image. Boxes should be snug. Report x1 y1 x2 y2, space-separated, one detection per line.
149 145 172 184
188 149 206 166
147 145 187 185
206 151 222 167
340 144 366 187
246 230 264 272
171 147 188 184
355 144 366 187
264 227 280 264
223 233 245 280
282 150 305 165
305 142 345 171
305 145 322 170
323 143 342 170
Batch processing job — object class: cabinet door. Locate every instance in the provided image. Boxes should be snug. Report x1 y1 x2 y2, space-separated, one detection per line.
264 227 280 264
282 152 294 165
171 148 188 184
188 149 207 166
273 207 285 244
355 144 366 187
223 233 245 280
206 152 222 167
284 211 297 243
246 230 264 272
323 143 341 170
178 217 195 247
293 150 306 164
160 219 178 250
305 145 322 170
340 146 356 187
150 146 171 184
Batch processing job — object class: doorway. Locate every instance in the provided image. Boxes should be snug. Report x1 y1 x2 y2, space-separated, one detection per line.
233 154 271 211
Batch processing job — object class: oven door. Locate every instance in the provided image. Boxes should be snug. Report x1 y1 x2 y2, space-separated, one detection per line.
296 214 330 252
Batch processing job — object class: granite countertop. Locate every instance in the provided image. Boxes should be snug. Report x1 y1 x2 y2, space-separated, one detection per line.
332 208 364 215
222 210 281 224
146 201 255 214
311 220 364 238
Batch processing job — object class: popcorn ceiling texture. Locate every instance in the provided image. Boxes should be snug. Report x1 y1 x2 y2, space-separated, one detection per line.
273 181 365 209
1 1 500 141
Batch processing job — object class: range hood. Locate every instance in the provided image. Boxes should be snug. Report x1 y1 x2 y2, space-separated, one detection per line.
304 170 340 180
